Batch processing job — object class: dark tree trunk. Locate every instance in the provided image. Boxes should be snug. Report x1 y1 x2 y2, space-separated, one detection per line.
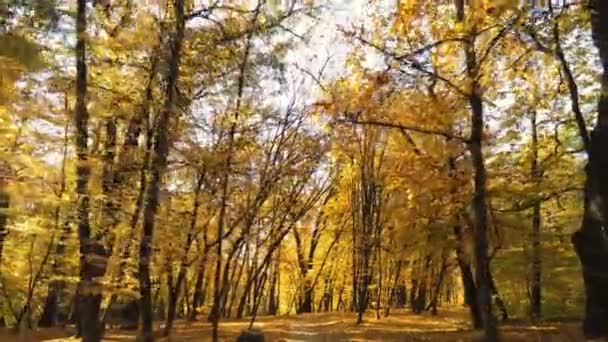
267 259 279 315
189 256 207 321
454 225 482 329
413 258 429 314
410 260 418 313
455 1 498 337
137 1 185 340
0 189 8 264
164 269 180 337
73 0 108 339
163 173 204 336
236 265 253 319
107 45 160 332
529 110 542 320
468 87 498 341
248 267 268 328
570 1 608 339
218 240 245 318
299 281 313 313
427 255 448 316
227 249 247 318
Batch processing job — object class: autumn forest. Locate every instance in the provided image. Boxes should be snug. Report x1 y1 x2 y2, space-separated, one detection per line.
1 0 608 341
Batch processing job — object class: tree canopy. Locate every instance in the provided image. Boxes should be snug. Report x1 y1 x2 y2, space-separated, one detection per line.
1 1 607 341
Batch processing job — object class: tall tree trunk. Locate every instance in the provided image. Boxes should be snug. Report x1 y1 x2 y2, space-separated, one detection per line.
467 74 498 341
571 2 608 338
73 0 107 339
455 2 498 339
351 185 359 313
137 0 185 340
529 110 542 321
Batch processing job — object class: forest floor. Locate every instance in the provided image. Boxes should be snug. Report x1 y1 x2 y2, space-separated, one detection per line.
0 309 584 341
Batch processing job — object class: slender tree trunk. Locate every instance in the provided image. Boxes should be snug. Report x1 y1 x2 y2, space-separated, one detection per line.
219 240 245 318
210 4 260 337
414 257 429 314
39 215 71 327
410 260 418 313
164 267 180 337
189 258 206 320
163 174 204 336
236 257 253 319
137 1 185 340
189 219 210 321
351 178 359 313
427 254 448 316
227 249 247 318
384 260 402 317
0 188 8 265
248 270 268 328
529 110 542 321
267 256 279 315
487 270 508 321
40 114 70 328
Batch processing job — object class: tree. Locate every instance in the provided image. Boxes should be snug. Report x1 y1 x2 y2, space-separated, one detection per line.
571 0 608 338
137 0 186 340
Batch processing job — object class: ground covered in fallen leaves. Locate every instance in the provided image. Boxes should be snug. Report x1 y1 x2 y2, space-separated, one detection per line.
0 309 584 341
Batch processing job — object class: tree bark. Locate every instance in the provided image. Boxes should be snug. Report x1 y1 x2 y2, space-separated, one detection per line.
453 225 482 329
73 0 107 339
529 110 542 321
571 1 608 338
0 188 8 265
456 2 498 338
467 79 498 341
267 256 279 315
137 0 185 340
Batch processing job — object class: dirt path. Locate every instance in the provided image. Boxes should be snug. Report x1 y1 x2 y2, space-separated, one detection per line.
0 310 585 341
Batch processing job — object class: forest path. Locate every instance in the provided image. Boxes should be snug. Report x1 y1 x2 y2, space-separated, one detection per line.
0 309 584 341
